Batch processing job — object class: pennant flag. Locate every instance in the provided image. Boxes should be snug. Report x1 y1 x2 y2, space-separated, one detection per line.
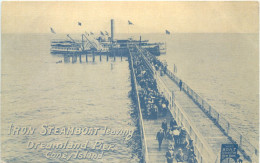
128 20 134 25
90 32 94 35
105 31 109 35
50 27 56 34
166 30 170 35
100 31 104 36
78 22 82 26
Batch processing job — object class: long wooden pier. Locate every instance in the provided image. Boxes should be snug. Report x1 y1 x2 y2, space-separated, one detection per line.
129 43 258 163
129 44 188 163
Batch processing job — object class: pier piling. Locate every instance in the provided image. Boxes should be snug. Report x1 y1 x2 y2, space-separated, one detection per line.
113 51 116 61
121 50 122 61
79 54 82 63
92 51 95 62
72 54 77 63
64 54 70 63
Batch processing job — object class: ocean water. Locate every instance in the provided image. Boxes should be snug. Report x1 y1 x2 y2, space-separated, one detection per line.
140 33 259 145
1 34 141 162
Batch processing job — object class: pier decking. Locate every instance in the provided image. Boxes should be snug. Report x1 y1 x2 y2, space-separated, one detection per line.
160 74 231 154
143 113 172 162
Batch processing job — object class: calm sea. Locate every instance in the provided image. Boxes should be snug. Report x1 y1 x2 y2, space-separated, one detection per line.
1 34 141 162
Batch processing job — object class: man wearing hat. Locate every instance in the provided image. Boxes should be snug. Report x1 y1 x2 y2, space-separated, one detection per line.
176 148 184 162
165 146 174 163
162 119 168 135
156 129 164 150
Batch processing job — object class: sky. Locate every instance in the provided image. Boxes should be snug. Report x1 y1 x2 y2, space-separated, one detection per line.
1 1 259 34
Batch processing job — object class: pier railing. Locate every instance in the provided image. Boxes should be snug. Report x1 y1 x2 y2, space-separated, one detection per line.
165 69 258 162
128 44 149 163
137 46 219 163
155 73 219 163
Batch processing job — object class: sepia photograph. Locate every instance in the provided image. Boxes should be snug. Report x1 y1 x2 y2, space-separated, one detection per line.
1 1 259 163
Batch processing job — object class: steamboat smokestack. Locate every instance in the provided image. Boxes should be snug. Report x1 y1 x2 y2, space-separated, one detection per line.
111 19 114 42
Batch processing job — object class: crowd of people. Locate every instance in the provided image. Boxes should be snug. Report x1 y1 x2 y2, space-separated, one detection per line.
157 119 198 163
132 51 169 119
141 49 168 75
131 47 197 162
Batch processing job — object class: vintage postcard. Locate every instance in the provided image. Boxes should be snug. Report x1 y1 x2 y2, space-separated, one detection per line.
1 1 259 163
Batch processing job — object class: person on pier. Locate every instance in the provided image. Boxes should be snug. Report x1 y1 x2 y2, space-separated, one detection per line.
187 140 197 163
179 80 183 91
156 129 164 151
162 119 168 135
176 148 185 162
236 154 243 163
173 127 181 148
166 129 175 149
165 146 174 163
152 104 158 119
170 119 178 130
179 128 188 149
187 152 197 163
163 63 168 74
